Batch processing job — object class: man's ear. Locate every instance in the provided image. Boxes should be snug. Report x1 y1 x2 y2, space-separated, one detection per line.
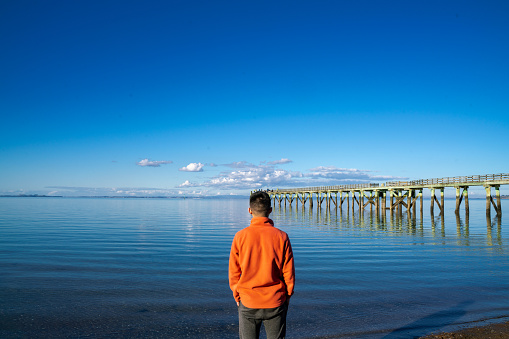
248 207 253 215
268 207 272 215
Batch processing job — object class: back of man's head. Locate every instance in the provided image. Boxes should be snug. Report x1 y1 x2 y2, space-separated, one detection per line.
250 191 271 217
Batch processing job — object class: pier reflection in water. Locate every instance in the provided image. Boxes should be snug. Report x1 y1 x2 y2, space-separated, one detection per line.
274 198 503 245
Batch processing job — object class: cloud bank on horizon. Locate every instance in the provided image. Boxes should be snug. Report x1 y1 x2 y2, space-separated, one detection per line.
26 158 406 197
176 158 406 191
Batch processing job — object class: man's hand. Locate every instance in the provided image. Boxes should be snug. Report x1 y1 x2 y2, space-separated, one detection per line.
236 301 239 307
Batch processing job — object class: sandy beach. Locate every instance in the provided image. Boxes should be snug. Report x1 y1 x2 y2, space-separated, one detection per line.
420 320 509 338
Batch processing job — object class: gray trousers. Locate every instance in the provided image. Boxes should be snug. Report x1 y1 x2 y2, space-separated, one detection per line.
238 301 288 339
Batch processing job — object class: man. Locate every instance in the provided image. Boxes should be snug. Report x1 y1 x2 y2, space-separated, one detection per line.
229 191 295 339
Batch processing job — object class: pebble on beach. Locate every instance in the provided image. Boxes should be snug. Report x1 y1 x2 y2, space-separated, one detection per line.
420 321 509 339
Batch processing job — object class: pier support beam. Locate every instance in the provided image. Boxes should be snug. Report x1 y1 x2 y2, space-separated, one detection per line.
317 192 325 208
440 187 445 215
391 190 408 214
361 190 379 213
285 194 294 207
353 192 360 211
297 193 307 207
408 189 421 215
420 189 423 216
486 186 491 217
464 188 469 216
275 194 283 207
389 190 394 214
485 185 502 217
496 186 502 216
411 190 416 215
454 187 469 216
430 188 444 216
430 188 435 215
407 189 412 215
455 187 461 215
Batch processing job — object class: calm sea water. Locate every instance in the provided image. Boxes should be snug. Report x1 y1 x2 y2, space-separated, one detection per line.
1 197 508 338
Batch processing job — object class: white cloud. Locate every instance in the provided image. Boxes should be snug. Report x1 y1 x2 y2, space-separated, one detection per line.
179 163 205 172
267 158 293 165
179 165 302 190
137 158 173 167
179 180 193 187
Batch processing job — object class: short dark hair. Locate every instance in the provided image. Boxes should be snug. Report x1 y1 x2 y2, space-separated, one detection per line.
250 191 271 215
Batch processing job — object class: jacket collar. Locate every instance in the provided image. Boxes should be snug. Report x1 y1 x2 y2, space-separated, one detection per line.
250 217 274 227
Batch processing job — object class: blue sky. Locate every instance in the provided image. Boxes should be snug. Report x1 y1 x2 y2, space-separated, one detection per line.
1 0 508 197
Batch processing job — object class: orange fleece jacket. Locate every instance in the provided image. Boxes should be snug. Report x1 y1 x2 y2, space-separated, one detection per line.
229 217 295 309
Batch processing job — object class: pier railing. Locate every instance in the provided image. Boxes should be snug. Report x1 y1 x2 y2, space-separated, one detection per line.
273 183 379 193
269 173 509 193
386 173 509 187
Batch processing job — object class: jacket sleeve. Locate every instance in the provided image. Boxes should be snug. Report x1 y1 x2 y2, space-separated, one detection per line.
228 236 241 302
282 236 295 297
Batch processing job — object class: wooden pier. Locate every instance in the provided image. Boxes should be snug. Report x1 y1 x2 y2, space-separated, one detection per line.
258 173 509 217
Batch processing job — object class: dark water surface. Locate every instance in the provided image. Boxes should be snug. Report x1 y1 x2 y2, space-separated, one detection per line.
1 197 508 338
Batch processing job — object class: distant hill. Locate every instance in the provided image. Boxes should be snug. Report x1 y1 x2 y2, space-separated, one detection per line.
0 194 62 198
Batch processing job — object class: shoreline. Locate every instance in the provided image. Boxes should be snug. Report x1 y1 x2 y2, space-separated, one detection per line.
420 320 509 338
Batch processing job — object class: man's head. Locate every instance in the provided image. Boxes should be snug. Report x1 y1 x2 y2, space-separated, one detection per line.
249 191 272 217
